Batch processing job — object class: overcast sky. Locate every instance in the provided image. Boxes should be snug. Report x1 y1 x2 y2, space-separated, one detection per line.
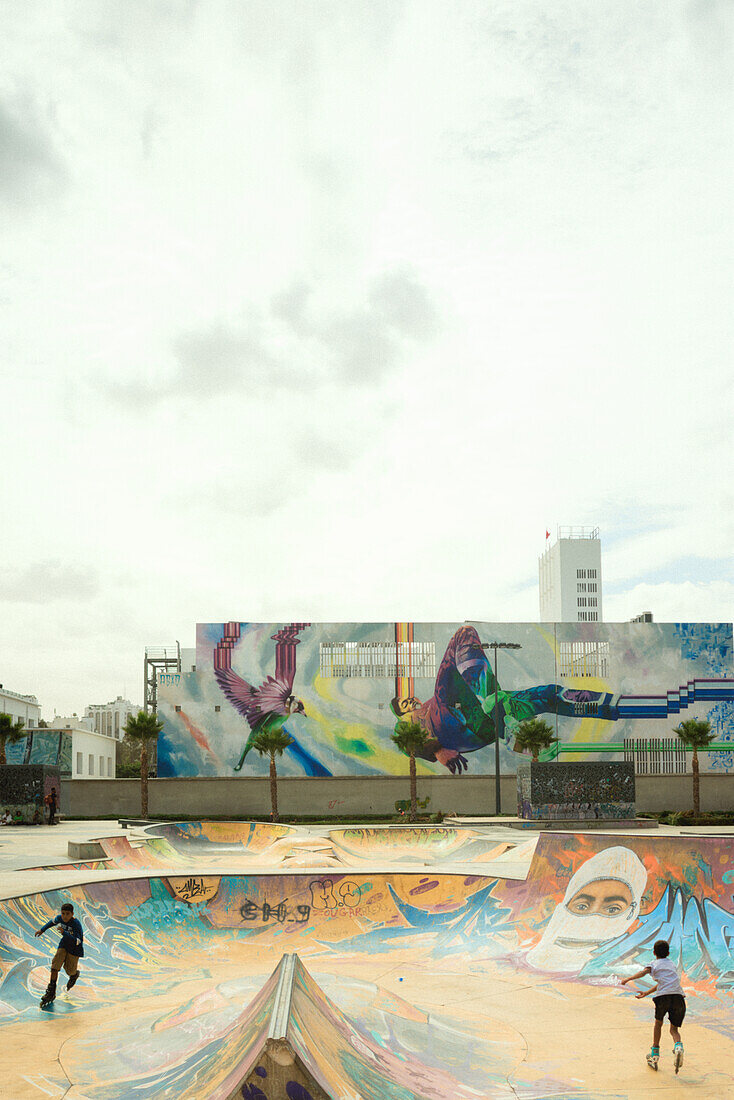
1 0 732 717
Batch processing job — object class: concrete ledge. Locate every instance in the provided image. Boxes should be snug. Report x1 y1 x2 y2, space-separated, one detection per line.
67 841 107 859
504 817 658 831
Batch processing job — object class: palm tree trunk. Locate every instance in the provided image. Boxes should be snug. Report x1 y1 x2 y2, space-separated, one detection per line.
0 739 6 766
409 752 417 823
692 747 700 816
141 740 149 818
270 755 279 822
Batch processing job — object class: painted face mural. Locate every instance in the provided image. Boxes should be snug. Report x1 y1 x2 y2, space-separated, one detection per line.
525 846 648 973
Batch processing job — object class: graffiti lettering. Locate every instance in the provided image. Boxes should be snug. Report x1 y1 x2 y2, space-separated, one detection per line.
309 879 362 911
178 878 207 900
239 899 311 924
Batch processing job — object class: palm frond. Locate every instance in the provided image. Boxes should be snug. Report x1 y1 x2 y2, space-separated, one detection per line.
0 713 26 744
123 710 164 743
514 718 558 758
391 720 428 756
251 730 294 757
673 719 715 749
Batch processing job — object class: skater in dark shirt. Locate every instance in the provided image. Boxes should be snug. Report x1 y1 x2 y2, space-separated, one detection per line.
35 902 84 1006
620 939 685 1073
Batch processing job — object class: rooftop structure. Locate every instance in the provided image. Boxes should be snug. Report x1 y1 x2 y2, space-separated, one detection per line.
539 526 603 622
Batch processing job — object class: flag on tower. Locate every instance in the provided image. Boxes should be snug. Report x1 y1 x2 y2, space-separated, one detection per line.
545 529 550 540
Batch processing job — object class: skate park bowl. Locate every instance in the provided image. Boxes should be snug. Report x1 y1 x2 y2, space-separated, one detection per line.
1 827 733 1098
33 822 524 876
327 824 515 865
32 821 341 874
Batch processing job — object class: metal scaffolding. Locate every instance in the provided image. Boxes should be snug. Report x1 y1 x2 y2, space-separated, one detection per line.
143 643 181 715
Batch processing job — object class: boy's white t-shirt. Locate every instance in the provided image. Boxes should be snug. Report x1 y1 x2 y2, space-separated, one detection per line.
650 958 683 997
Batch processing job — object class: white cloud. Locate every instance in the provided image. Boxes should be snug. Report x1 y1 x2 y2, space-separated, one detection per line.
605 581 734 626
0 0 731 714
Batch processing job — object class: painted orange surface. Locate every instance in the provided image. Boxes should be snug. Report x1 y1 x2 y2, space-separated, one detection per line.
0 830 732 1098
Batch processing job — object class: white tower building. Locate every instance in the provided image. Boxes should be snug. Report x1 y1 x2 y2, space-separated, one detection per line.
539 526 603 623
85 696 139 741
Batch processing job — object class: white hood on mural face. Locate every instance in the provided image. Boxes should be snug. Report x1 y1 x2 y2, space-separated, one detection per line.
526 846 648 973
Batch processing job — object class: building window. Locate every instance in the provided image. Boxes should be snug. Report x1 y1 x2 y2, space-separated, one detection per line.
27 718 35 728
89 755 94 775
175 705 182 713
559 641 610 678
77 752 83 774
99 756 104 776
577 597 587 607
319 641 436 679
214 705 221 712
107 758 113 776
588 569 597 578
114 712 119 736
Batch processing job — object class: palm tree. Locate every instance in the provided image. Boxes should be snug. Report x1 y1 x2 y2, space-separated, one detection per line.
391 720 428 823
0 713 25 766
674 719 715 816
123 710 164 818
513 718 559 762
251 729 293 822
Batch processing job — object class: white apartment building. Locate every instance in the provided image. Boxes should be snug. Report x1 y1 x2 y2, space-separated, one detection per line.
48 717 117 778
539 526 603 623
0 685 41 729
85 696 139 741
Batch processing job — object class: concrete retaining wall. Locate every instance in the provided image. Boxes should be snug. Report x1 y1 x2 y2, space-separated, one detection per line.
60 772 733 819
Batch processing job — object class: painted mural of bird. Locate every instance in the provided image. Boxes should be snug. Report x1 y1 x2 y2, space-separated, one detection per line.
213 622 331 776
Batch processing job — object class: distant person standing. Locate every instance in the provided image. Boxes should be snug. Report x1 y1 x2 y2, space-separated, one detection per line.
45 787 57 826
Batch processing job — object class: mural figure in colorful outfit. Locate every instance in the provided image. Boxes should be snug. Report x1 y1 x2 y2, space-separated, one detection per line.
390 625 609 773
390 625 734 773
214 622 330 776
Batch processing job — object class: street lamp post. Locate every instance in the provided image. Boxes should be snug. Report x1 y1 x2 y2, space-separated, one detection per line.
486 641 522 816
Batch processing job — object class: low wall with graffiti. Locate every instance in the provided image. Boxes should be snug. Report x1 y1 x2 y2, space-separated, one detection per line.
517 761 636 820
0 766 60 823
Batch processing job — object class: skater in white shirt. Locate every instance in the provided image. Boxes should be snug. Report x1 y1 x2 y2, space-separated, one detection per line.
620 939 685 1073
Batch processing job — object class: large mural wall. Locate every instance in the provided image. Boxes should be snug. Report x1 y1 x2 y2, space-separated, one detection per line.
157 621 734 778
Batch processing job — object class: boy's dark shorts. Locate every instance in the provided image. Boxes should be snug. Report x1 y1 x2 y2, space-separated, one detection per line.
653 994 686 1026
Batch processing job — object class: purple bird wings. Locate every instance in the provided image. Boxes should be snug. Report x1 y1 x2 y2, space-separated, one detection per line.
213 622 310 730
